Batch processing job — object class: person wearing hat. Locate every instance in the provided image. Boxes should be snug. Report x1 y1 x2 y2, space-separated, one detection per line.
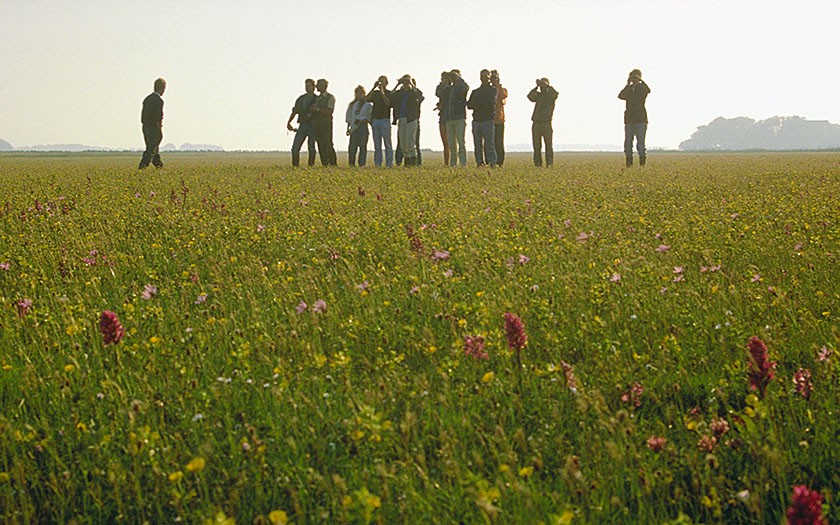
618 69 651 167
527 77 558 167
390 74 424 166
445 69 469 167
139 77 166 169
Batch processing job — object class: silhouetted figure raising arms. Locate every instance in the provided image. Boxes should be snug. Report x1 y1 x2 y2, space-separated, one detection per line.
313 79 338 166
139 77 166 169
287 78 318 167
391 74 424 167
618 69 650 167
435 71 452 165
346 85 373 167
527 77 558 167
467 69 497 167
445 69 469 167
366 75 393 167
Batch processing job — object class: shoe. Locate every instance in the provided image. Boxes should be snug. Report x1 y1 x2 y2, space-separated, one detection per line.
639 155 646 167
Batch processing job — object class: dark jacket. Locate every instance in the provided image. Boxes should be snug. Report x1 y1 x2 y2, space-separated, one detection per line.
618 81 650 124
367 89 392 120
141 92 164 126
527 86 557 123
293 92 317 124
390 87 424 123
467 84 497 122
446 76 469 120
435 82 451 124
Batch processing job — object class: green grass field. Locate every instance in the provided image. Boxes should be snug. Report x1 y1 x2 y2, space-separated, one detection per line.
0 152 837 524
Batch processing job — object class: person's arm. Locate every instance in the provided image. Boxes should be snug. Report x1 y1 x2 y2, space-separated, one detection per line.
467 90 475 110
546 86 558 101
640 81 651 95
618 84 632 100
527 88 539 102
360 102 373 125
286 107 298 131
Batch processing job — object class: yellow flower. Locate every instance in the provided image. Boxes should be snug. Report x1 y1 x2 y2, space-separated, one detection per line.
519 466 534 479
268 510 288 525
64 364 75 373
482 371 495 384
168 471 184 482
186 457 206 473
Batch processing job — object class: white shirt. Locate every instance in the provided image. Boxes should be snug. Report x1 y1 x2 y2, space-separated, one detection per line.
345 100 373 126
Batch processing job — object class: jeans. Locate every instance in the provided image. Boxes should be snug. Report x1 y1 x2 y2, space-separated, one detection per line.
446 118 467 166
624 123 647 158
315 120 337 166
371 118 393 167
348 125 369 166
140 125 163 168
291 122 317 167
472 120 497 166
397 118 418 161
532 121 554 166
494 123 505 166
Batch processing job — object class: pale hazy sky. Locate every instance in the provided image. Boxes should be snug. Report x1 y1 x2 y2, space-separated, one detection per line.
1 0 837 151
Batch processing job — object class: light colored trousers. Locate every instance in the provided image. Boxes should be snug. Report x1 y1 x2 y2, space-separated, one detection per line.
446 118 467 166
397 117 418 159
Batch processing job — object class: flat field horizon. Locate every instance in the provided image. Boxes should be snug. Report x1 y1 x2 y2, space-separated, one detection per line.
0 152 837 524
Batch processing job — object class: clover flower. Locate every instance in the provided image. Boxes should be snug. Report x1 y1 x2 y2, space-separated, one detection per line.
786 485 827 525
99 310 125 345
646 436 667 452
141 284 158 300
503 313 527 353
792 368 813 399
697 435 717 453
17 298 33 318
746 336 776 397
710 418 730 437
621 382 644 409
313 300 327 314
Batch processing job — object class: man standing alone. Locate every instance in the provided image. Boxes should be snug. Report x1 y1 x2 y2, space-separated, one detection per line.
527 78 558 167
139 77 166 169
467 69 497 167
313 79 337 166
618 69 651 167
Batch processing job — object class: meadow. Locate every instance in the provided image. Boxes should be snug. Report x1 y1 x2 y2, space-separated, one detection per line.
0 151 837 524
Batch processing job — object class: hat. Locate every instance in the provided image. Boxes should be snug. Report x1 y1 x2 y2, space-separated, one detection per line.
399 74 412 82
540 77 550 84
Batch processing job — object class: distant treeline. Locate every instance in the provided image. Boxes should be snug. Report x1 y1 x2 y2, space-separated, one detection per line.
679 116 840 151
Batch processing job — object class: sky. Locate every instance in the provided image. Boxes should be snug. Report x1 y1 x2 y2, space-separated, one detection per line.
1 0 838 151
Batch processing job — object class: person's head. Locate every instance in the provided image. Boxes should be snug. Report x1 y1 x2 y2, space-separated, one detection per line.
480 69 491 85
628 69 642 84
490 70 500 85
354 85 366 102
316 79 328 93
450 69 461 79
399 74 412 88
305 78 316 94
441 71 451 84
377 75 388 88
154 77 166 95
537 77 550 89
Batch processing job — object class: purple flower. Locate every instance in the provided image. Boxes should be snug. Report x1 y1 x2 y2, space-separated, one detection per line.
99 310 125 345
751 274 761 283
747 336 776 397
195 293 208 305
141 284 158 300
409 286 420 295
817 346 832 363
792 368 813 399
83 250 99 266
656 244 670 252
610 273 622 283
295 301 307 314
621 382 644 409
697 435 717 453
518 254 531 265
646 436 667 452
17 298 33 318
356 281 369 293
787 485 827 525
503 312 527 353
576 231 592 242
257 224 265 233
463 335 488 360
673 266 684 274
443 269 454 278
313 300 327 314
431 250 450 262
0 262 10 271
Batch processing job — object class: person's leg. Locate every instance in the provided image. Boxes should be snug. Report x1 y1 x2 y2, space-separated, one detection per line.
440 122 450 165
348 129 358 166
495 123 505 166
371 119 384 167
532 122 542 166
383 123 394 167
404 119 418 163
415 123 422 166
291 128 305 167
636 123 647 166
483 121 497 166
358 127 369 167
327 121 337 166
140 127 154 168
316 122 329 166
624 124 634 167
544 124 554 167
456 119 467 166
472 122 483 166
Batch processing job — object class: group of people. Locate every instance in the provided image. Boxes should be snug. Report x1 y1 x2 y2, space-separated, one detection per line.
138 69 650 170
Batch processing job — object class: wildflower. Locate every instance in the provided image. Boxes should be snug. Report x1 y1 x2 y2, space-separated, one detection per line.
0 262 9 271
295 301 307 314
313 299 327 314
656 244 670 252
405 225 424 254
463 335 488 360
503 312 527 353
518 254 531 265
817 346 832 363
443 269 454 278
673 266 684 274
481 371 495 383
697 435 717 452
610 273 621 283
673 274 684 283
710 265 721 272
794 242 803 251
195 293 208 304
576 231 592 242
268 510 289 525
621 382 643 409
257 224 265 232
786 485 827 525
431 249 450 262
792 368 813 399
99 310 125 345
560 361 578 393
564 219 572 228
646 436 667 452
746 336 776 397
82 250 99 266
751 274 761 283
141 283 157 300
186 456 206 472
356 281 370 293
16 298 33 318
409 286 420 295
710 418 730 437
